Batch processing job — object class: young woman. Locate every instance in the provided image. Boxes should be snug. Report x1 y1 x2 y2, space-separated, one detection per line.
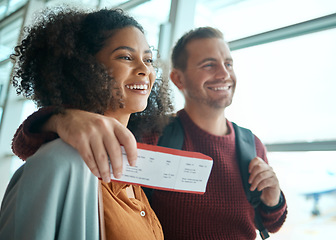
0 7 172 240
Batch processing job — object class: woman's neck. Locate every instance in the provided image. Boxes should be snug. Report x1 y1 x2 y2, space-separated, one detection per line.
104 111 130 127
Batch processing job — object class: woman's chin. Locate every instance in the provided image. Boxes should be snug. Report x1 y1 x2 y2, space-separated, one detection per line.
129 104 148 114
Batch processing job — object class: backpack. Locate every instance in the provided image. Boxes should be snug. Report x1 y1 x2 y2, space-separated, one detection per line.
144 116 269 240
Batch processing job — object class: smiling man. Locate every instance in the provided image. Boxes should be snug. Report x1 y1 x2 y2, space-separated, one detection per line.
11 27 287 240
148 27 287 240
170 30 236 136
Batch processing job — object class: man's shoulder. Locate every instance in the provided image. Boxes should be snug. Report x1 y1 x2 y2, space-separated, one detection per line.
228 121 265 147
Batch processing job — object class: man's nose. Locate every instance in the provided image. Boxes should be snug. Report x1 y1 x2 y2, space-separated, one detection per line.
216 63 230 80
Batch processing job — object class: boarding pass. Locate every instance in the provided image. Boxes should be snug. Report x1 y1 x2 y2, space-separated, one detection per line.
110 143 213 194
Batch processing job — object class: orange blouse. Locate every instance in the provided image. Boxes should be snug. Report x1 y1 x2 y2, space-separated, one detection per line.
101 181 163 240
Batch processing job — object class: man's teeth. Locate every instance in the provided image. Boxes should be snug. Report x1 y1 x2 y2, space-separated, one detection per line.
126 84 148 90
212 86 229 91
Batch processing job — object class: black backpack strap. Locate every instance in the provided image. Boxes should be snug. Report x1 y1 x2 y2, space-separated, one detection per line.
157 116 184 149
232 122 269 239
143 116 185 202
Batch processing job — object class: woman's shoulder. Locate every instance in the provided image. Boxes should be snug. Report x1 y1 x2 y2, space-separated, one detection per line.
25 139 89 176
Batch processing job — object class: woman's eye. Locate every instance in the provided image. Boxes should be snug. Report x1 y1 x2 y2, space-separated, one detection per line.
120 56 131 60
145 58 153 65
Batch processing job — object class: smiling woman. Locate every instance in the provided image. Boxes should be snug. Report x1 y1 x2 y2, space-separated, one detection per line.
95 26 156 125
0 7 172 240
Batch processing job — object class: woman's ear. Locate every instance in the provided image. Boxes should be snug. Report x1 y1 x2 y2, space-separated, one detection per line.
170 69 184 90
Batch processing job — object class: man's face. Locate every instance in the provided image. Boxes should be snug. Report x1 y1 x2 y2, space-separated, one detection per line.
178 38 236 110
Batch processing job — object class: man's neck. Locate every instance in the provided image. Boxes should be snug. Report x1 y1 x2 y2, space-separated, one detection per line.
184 104 229 136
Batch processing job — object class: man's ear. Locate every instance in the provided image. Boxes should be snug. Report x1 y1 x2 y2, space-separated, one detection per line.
170 69 184 90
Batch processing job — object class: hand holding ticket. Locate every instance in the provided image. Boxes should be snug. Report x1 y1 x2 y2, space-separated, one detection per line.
110 143 213 194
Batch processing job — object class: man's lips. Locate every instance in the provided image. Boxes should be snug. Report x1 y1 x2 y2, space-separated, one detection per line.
208 86 231 91
207 85 232 91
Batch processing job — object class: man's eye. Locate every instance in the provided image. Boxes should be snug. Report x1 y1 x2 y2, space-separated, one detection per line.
203 64 215 68
225 62 233 68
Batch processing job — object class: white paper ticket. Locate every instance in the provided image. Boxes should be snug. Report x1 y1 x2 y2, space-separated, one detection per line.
110 143 213 194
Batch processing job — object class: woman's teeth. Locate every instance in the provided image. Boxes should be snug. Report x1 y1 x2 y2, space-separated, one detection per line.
126 84 148 90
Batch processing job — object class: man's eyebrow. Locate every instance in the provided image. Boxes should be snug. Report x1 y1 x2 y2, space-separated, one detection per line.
112 46 152 55
197 57 233 66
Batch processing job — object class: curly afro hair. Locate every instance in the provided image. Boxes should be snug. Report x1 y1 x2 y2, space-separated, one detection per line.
11 7 174 136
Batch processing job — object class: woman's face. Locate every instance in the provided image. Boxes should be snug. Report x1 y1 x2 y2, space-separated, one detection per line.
95 26 156 121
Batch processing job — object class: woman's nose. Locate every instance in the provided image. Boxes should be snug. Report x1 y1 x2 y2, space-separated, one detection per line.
136 60 150 76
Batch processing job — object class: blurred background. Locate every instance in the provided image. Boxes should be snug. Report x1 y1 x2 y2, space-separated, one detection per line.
0 0 335 238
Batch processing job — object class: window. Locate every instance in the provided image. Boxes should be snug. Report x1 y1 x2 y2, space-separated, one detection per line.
7 0 27 15
228 28 336 143
0 15 23 126
46 0 99 9
127 0 171 51
194 1 336 238
0 15 22 62
0 61 13 120
99 0 132 8
196 0 336 41
0 0 27 20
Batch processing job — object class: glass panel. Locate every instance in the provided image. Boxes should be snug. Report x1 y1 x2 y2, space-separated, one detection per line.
10 155 24 177
0 0 27 20
127 0 171 51
7 0 27 15
46 0 99 9
99 0 130 8
0 61 12 108
0 62 12 126
268 151 336 239
0 0 7 19
6 101 37 178
0 61 13 127
41 0 171 55
196 0 336 41
0 16 23 62
226 28 336 143
20 99 38 122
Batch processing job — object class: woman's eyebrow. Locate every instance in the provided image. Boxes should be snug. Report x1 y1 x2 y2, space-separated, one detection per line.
144 49 152 54
112 46 135 53
112 46 152 55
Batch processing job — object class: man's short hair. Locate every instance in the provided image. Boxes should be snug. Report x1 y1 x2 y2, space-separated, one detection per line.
171 27 224 71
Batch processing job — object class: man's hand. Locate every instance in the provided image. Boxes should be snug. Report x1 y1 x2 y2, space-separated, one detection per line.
43 109 138 183
248 157 281 207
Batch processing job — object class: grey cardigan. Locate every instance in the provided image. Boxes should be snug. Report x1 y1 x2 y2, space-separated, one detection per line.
0 139 99 240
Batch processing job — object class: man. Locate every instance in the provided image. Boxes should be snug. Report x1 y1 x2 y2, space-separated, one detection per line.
12 27 287 239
